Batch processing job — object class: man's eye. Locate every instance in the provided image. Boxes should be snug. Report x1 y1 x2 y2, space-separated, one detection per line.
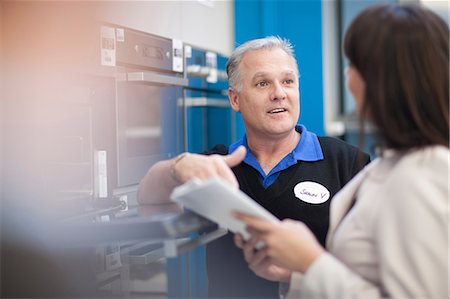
284 79 294 85
256 81 268 87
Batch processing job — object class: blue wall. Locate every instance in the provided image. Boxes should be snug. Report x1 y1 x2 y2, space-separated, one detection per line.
234 0 325 137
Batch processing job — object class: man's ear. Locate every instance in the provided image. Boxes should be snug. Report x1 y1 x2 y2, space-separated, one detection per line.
228 88 240 112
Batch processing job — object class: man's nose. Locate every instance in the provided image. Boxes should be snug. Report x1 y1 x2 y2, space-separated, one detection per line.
271 82 287 101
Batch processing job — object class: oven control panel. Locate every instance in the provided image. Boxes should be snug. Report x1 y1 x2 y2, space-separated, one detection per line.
100 24 184 73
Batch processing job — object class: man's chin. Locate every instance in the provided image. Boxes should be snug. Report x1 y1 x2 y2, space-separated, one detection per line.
263 125 297 137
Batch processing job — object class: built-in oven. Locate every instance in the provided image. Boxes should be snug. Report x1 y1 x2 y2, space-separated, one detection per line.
95 24 191 298
183 46 235 153
99 25 187 204
172 46 236 298
36 24 187 209
37 25 189 295
2 11 224 298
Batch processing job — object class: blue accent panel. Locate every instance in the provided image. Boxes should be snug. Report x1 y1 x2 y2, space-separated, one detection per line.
235 113 245 141
188 234 208 298
279 0 324 135
186 89 206 153
185 90 231 153
261 1 278 35
187 48 208 90
210 55 229 91
167 235 208 299
187 106 207 153
167 254 190 298
186 47 234 153
235 0 264 43
234 0 325 137
207 105 232 148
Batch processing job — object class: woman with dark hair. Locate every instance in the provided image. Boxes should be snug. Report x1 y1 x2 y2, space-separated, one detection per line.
233 4 449 298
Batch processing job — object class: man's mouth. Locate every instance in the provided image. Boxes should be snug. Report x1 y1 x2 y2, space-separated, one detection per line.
268 108 287 114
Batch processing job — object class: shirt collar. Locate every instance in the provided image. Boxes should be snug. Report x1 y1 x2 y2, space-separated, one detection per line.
228 124 324 163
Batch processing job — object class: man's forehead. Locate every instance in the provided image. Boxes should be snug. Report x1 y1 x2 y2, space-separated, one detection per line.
251 70 297 79
240 49 297 74
241 48 293 62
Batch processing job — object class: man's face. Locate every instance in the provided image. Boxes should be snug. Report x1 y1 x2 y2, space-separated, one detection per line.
228 48 300 139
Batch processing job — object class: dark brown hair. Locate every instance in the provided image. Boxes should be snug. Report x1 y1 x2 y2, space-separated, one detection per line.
344 4 449 151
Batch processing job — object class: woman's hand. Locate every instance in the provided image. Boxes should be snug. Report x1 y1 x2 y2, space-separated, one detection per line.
233 212 326 274
234 234 292 282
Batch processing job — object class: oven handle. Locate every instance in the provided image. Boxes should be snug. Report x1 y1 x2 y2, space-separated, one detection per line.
125 72 189 87
184 97 230 108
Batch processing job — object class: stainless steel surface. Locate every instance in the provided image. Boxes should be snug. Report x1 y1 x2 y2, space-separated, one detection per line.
115 81 163 187
163 228 227 258
114 26 185 189
59 205 218 246
121 242 165 265
184 97 230 108
187 65 228 81
127 72 188 87
113 26 177 73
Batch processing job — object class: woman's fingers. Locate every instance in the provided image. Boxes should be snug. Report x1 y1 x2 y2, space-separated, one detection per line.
233 211 276 234
248 247 268 269
242 235 260 262
234 233 244 249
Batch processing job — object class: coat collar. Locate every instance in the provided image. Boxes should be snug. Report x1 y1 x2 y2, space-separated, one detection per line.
326 159 380 249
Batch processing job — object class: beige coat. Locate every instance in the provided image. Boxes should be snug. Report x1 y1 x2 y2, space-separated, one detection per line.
287 145 449 299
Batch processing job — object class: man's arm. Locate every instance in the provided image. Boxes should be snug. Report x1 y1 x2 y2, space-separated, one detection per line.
137 146 247 204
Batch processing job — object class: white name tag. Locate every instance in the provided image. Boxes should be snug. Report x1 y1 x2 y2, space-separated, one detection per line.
293 181 330 204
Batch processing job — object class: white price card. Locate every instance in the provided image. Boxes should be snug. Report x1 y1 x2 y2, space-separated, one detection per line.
172 39 183 72
100 26 116 66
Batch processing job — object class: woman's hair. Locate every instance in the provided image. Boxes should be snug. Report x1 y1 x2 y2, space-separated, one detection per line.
344 4 449 150
226 36 299 92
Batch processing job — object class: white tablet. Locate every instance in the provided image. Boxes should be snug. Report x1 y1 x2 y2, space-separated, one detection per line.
170 176 279 241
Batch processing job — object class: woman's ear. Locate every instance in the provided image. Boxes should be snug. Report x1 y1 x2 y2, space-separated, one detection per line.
228 88 240 112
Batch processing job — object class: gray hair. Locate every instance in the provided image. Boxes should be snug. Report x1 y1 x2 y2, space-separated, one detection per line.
226 36 299 92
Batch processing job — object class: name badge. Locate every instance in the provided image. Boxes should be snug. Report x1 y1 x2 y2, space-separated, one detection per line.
293 181 330 204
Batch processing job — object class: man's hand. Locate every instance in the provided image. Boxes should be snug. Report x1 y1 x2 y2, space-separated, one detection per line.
173 145 246 188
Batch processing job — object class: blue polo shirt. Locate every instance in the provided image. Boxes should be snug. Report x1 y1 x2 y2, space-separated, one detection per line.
228 124 324 188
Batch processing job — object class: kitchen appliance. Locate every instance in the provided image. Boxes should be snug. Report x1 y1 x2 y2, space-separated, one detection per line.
170 45 236 299
23 24 188 211
184 45 235 153
103 25 187 202
2 10 225 298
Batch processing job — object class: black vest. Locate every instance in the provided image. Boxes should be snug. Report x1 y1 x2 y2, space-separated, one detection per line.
205 137 370 299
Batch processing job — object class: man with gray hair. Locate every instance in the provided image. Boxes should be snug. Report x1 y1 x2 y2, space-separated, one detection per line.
138 36 370 298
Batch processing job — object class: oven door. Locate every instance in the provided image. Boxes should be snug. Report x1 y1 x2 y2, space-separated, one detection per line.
116 80 184 188
184 91 234 153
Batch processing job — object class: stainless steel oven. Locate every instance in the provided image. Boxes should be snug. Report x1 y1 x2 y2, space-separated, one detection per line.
100 25 187 202
183 46 235 153
2 7 221 298
115 75 184 188
16 24 189 210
